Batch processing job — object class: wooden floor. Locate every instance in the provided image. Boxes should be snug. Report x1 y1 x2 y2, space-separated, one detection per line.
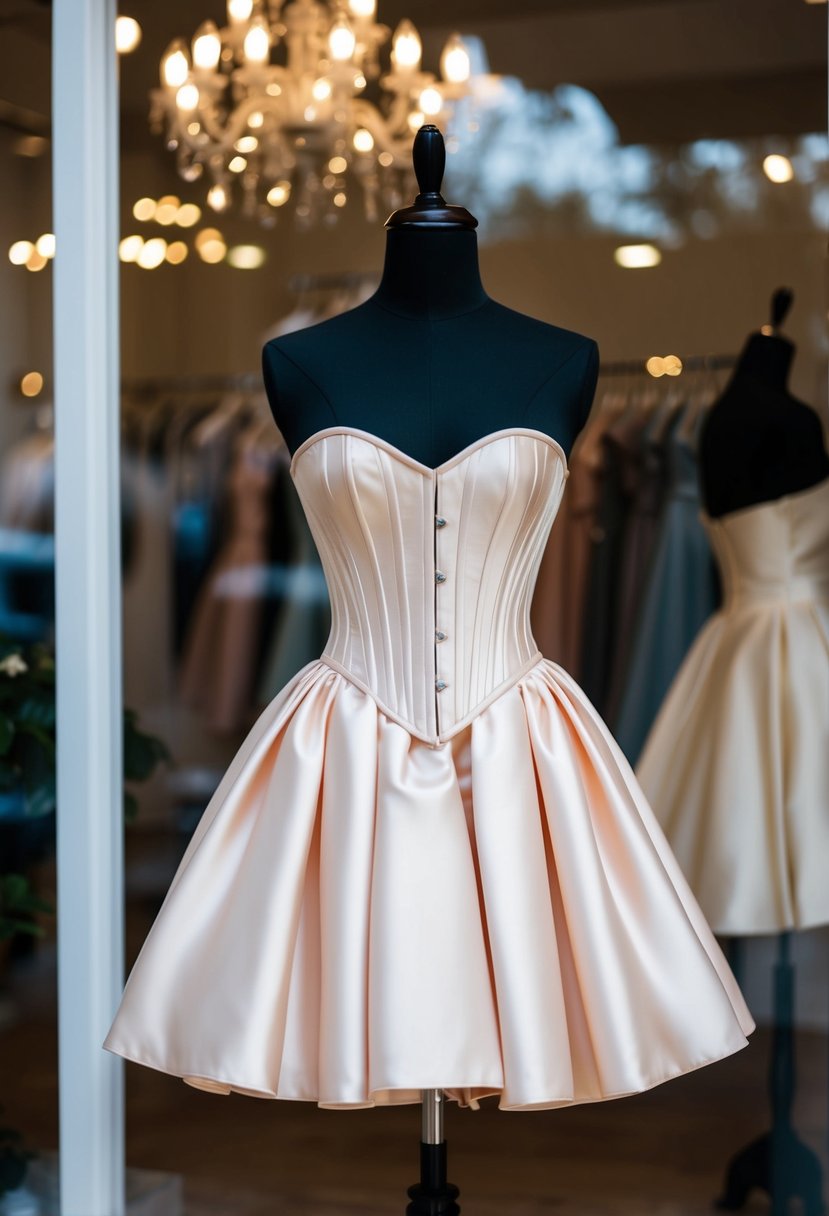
1 837 827 1215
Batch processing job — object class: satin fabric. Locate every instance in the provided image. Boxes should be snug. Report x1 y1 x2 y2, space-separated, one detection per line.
104 426 753 1109
637 476 829 936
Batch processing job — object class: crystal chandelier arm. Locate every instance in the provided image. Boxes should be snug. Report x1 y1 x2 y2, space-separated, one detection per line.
351 98 422 162
197 91 282 149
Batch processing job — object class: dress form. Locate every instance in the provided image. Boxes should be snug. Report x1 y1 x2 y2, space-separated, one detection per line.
697 291 828 1214
262 124 598 1216
262 127 599 465
699 289 829 518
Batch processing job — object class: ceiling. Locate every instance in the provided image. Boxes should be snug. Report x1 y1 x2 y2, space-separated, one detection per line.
0 0 825 145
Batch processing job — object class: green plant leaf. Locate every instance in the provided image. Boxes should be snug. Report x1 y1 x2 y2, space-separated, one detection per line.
0 873 53 941
24 781 56 820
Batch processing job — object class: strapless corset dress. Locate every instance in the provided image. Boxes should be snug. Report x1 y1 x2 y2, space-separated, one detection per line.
104 426 753 1110
638 476 829 936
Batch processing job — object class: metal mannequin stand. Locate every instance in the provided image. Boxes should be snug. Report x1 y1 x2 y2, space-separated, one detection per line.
716 933 823 1216
406 1090 461 1215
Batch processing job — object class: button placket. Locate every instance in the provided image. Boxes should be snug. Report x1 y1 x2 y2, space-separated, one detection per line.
433 479 448 736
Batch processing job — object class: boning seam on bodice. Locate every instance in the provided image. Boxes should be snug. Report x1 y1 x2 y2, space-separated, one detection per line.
317 648 546 746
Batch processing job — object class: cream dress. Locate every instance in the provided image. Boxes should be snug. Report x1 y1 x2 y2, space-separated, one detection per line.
638 476 829 936
104 426 753 1109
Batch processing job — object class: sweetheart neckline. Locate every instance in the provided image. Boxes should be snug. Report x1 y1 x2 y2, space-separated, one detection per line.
288 425 570 479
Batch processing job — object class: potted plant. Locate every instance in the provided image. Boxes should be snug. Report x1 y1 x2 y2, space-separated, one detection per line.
0 636 170 1207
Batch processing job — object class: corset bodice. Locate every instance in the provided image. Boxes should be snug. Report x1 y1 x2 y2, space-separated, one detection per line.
290 426 568 745
702 476 829 610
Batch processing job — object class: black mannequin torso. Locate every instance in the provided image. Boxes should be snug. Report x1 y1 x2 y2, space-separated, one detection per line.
699 330 829 518
262 227 599 465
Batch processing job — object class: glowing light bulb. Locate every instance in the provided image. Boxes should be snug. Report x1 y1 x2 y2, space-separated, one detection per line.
328 156 348 174
312 78 333 101
137 238 167 269
20 372 43 397
613 243 662 269
198 237 227 264
244 18 270 64
419 87 442 116
166 241 189 264
392 20 421 70
26 249 48 272
348 0 376 17
266 181 291 206
227 0 253 21
156 199 179 226
115 16 142 54
235 135 258 153
248 110 264 128
192 21 221 71
9 240 34 265
195 227 222 250
227 244 266 269
162 40 190 88
334 192 347 208
119 235 144 262
329 15 356 61
353 128 374 153
208 183 229 211
176 203 201 227
440 34 470 84
36 233 55 259
133 197 156 221
407 110 424 133
176 83 200 112
763 154 794 183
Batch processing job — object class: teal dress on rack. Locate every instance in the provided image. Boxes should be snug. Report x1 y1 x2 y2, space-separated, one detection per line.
613 406 719 763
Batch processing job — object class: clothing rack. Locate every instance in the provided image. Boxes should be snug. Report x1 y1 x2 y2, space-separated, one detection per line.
599 353 738 376
122 371 263 396
287 269 378 294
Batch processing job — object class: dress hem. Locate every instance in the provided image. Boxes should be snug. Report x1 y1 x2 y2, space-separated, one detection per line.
103 1031 752 1112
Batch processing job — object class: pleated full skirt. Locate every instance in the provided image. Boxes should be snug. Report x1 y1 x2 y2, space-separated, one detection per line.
104 657 753 1109
637 598 829 936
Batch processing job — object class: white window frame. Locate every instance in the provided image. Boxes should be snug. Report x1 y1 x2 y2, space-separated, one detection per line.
52 0 125 1212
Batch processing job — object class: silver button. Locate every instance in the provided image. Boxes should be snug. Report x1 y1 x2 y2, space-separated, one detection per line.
435 570 447 583
435 679 447 691
435 629 447 641
435 515 447 528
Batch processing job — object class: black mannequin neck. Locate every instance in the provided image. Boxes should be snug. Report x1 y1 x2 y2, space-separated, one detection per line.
731 331 795 391
370 227 490 320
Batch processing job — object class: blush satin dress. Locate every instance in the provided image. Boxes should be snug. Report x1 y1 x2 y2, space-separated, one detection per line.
104 426 754 1110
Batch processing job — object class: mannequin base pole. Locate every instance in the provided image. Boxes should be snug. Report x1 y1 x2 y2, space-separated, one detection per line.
715 938 823 1216
406 1142 461 1215
715 1127 823 1216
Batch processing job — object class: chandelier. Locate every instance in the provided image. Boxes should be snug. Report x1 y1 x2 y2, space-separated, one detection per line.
151 0 475 228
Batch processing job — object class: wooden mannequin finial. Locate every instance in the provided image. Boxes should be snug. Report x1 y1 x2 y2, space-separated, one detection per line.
385 125 477 229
